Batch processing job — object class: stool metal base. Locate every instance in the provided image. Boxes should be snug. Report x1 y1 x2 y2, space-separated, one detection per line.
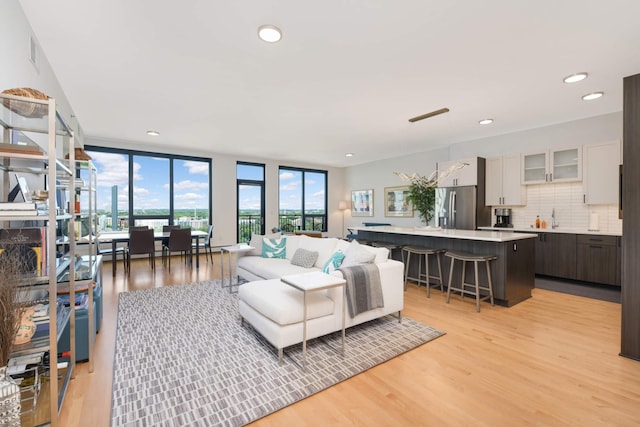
445 251 496 312
402 246 445 297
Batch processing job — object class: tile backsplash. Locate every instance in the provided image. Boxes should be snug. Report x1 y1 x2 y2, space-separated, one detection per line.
493 182 622 234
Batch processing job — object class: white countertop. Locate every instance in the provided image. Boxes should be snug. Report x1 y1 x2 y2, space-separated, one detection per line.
353 226 538 242
477 226 622 237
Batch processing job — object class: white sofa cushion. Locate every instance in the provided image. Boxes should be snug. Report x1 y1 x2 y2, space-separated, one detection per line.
297 235 339 268
341 240 376 267
285 235 301 260
335 239 388 264
238 256 317 279
239 279 335 326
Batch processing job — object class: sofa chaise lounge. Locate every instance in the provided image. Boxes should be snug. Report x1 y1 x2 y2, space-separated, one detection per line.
237 234 405 361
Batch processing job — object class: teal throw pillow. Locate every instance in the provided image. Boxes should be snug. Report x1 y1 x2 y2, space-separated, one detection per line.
262 237 286 259
321 250 345 274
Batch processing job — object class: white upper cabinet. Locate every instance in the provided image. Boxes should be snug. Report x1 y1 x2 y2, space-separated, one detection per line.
485 155 526 206
583 140 621 205
522 147 582 184
553 147 582 182
437 157 479 187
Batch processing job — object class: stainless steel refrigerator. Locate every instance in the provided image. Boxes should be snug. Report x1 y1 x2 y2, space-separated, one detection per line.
435 186 491 230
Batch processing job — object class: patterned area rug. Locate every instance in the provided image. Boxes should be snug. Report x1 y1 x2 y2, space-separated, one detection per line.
111 280 445 427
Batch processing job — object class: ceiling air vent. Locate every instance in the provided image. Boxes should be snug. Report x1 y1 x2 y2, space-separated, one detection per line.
29 34 38 67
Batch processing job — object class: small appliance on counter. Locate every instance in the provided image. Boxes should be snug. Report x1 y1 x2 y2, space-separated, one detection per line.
494 208 513 228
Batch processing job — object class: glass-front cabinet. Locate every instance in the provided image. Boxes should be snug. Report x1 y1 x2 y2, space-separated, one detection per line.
0 92 94 426
522 147 582 184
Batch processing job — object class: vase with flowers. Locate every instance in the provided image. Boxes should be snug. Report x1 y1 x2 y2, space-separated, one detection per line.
395 162 468 225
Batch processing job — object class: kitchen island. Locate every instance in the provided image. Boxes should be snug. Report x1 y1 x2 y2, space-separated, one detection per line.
353 226 538 307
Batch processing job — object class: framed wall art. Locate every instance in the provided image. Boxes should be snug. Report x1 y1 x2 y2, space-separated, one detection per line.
384 186 413 217
351 189 374 217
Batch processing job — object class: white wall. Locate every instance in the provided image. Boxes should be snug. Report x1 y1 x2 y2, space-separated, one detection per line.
343 147 450 230
449 112 622 159
343 112 623 232
0 0 76 133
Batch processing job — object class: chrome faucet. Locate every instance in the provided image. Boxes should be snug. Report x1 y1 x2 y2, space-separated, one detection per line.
551 208 559 229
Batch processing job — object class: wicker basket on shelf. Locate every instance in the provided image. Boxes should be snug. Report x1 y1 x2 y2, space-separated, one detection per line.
1 87 49 118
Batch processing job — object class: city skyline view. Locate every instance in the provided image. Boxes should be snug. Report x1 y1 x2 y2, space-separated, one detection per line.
86 150 210 214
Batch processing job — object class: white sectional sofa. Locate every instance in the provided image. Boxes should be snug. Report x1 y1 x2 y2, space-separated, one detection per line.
236 234 405 361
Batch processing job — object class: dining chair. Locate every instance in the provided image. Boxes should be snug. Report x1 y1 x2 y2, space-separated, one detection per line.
96 238 127 266
126 228 156 274
166 227 193 271
192 225 214 264
161 225 181 265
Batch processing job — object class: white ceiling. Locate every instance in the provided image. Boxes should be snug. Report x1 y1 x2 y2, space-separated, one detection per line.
18 0 640 167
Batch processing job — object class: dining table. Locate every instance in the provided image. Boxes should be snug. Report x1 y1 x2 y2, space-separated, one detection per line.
97 230 208 276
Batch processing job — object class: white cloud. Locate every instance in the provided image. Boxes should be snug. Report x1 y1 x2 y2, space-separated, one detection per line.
279 172 295 181
183 160 209 175
239 196 262 210
175 192 204 201
171 180 209 191
312 190 325 198
133 187 149 195
280 182 299 191
89 152 130 187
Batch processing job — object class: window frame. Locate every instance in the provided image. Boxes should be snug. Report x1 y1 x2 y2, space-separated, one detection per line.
237 161 266 242
278 166 328 232
84 145 212 230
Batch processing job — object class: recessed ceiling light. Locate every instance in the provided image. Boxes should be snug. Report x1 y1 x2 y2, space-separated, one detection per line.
563 72 588 83
582 92 604 101
345 153 354 157
258 25 282 43
146 130 160 136
479 118 494 125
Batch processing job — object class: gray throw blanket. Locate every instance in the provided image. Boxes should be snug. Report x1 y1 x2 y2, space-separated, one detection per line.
337 264 384 318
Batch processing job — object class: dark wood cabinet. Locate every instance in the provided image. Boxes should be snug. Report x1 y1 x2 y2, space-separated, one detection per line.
622 73 640 360
535 232 576 279
576 235 619 286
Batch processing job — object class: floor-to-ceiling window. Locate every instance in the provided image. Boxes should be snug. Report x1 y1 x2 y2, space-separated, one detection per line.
237 162 265 243
85 146 211 232
278 167 327 232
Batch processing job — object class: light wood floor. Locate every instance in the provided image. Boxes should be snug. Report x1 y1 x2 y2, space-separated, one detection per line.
58 255 640 427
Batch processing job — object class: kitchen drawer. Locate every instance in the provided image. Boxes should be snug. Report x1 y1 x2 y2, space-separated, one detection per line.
576 235 617 246
576 234 620 286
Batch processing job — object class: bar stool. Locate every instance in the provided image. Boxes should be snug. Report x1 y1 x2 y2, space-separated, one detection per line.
445 251 496 312
402 246 446 297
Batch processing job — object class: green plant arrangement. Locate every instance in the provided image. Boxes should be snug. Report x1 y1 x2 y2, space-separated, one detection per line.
395 162 468 225
394 172 437 224
407 178 436 224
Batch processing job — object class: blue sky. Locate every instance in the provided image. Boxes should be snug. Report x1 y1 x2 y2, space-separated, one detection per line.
237 164 325 212
86 151 209 212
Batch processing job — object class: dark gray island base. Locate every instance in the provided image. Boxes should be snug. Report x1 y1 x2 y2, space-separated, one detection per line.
355 226 537 307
